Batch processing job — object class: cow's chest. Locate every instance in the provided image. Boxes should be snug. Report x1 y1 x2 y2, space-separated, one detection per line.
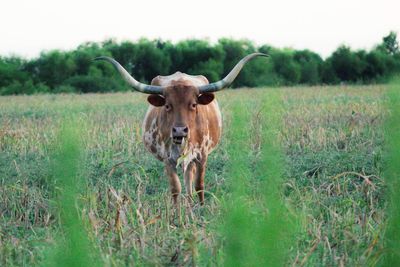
143 126 213 170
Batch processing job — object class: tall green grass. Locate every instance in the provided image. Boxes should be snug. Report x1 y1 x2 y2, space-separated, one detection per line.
382 78 400 266
255 91 297 265
223 91 296 266
44 119 101 267
223 98 254 266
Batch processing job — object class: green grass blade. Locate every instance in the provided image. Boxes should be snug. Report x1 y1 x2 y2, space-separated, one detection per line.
223 90 296 267
223 98 254 267
254 91 297 266
382 77 400 266
43 119 101 267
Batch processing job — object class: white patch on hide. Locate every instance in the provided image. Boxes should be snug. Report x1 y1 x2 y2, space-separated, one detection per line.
179 134 215 172
213 100 222 129
143 117 157 145
156 72 208 87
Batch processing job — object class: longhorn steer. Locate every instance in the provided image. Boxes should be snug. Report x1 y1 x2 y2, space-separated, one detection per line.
96 53 268 204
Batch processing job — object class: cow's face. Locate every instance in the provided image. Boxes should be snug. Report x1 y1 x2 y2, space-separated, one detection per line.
147 84 214 145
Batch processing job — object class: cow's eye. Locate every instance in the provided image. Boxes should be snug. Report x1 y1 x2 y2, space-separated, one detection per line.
165 104 172 111
190 103 197 109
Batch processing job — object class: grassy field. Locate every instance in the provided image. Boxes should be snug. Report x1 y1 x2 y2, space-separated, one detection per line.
0 85 389 266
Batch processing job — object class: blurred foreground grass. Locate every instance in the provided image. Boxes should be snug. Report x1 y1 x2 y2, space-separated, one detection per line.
223 91 296 267
42 120 101 267
382 78 400 266
0 85 389 266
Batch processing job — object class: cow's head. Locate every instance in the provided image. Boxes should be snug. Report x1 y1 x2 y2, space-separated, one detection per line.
95 53 268 144
147 83 215 144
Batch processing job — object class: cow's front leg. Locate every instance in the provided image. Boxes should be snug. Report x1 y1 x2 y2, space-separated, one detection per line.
183 162 195 200
165 163 181 205
195 156 207 205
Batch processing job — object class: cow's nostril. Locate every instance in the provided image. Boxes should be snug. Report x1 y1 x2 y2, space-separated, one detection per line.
172 126 189 138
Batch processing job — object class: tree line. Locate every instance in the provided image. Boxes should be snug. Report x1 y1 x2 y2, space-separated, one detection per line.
0 32 399 95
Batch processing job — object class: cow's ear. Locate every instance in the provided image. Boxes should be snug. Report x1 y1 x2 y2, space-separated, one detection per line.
198 93 214 105
147 94 166 107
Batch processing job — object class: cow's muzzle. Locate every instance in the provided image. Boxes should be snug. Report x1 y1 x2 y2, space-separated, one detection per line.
172 126 188 145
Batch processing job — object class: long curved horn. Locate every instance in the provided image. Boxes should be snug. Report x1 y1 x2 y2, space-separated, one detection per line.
198 53 269 93
95 56 164 94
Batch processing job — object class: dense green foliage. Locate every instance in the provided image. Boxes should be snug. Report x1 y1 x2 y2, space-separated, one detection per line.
0 33 399 95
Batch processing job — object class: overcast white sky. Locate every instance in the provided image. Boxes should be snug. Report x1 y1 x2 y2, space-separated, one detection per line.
1 0 399 58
